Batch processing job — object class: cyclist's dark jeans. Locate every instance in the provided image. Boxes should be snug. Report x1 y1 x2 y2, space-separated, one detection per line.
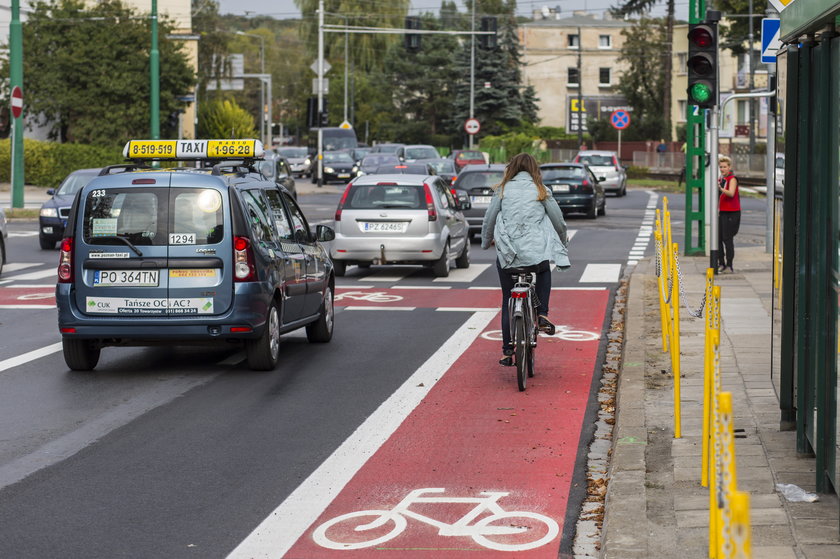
497 259 551 351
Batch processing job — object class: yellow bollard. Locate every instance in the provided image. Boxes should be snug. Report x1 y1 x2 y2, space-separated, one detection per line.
718 392 738 559
655 229 670 353
701 268 715 487
707 328 721 559
731 491 752 559
671 242 682 439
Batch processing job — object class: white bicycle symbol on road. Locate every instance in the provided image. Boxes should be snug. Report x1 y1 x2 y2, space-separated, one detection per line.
334 291 404 303
481 325 600 342
312 487 559 552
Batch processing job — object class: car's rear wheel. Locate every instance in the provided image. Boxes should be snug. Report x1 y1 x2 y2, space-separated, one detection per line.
306 286 334 343
62 338 101 371
455 239 470 269
586 199 597 219
0 239 4 275
432 241 450 277
39 236 55 250
246 301 281 371
598 200 606 216
333 260 346 277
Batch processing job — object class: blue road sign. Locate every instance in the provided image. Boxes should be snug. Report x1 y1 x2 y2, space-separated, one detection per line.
610 110 630 130
761 19 781 63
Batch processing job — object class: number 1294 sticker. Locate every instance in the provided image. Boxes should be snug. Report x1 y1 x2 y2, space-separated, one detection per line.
169 233 196 245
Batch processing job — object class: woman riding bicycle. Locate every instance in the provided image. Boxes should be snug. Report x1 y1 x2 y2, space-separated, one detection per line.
481 153 570 366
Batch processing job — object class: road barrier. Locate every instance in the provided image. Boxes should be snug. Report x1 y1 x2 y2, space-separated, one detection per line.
654 196 752 557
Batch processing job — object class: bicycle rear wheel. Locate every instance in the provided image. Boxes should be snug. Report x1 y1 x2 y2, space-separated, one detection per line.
527 322 536 378
514 316 527 391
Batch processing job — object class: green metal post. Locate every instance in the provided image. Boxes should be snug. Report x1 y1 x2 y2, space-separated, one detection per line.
684 0 706 256
150 0 160 139
9 0 24 208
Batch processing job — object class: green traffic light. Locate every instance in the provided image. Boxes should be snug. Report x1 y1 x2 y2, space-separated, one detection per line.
690 83 712 103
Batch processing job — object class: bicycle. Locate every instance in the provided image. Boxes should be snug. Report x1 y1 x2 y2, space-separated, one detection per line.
505 265 542 391
312 487 559 552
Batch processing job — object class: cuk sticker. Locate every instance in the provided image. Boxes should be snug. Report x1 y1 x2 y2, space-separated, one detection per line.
91 218 118 237
85 297 214 315
88 252 130 259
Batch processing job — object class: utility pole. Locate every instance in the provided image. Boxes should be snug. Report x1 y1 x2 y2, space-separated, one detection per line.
577 26 583 148
748 0 755 153
9 0 24 208
765 4 779 254
150 0 160 139
469 1 476 149
316 0 324 187
344 17 349 123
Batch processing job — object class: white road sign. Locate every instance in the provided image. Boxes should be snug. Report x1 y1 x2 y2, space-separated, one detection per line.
464 118 480 135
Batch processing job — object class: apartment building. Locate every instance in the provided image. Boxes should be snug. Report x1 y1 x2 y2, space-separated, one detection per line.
520 12 632 133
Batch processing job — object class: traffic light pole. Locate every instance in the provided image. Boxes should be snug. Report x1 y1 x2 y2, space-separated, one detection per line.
317 0 325 187
709 106 720 271
9 0 24 209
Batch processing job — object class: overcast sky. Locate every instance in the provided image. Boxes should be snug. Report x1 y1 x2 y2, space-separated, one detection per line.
215 0 683 20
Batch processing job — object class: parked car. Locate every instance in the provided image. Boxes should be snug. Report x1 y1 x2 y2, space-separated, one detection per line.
574 150 627 196
56 138 336 372
313 151 358 183
0 207 7 276
541 162 606 219
358 154 401 175
349 147 372 164
276 146 311 177
369 143 405 154
372 162 437 175
331 174 470 278
40 168 102 250
449 149 486 171
258 152 298 199
396 144 440 162
452 163 506 237
775 153 785 196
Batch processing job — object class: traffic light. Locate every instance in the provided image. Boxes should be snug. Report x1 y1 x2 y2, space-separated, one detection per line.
307 96 318 128
167 111 180 129
405 16 421 52
480 16 497 49
686 20 718 108
319 110 329 127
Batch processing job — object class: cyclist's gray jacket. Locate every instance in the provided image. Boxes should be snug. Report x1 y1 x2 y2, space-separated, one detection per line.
480 171 570 270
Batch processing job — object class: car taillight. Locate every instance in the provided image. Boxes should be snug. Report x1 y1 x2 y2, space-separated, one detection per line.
233 236 256 282
335 183 352 221
58 237 73 283
424 183 437 221
580 179 593 192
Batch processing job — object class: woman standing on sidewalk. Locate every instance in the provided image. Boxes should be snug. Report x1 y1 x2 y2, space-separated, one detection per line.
718 155 740 273
480 153 570 366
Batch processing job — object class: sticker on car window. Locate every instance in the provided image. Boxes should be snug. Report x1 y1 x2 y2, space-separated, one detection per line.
169 233 196 245
92 218 118 237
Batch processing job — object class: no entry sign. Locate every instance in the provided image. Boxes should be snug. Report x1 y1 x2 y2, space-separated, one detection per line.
10 86 22 119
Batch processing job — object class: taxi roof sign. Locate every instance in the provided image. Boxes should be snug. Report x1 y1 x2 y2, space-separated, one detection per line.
123 139 265 160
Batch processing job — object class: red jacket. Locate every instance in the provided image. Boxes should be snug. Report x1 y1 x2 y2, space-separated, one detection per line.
719 173 740 212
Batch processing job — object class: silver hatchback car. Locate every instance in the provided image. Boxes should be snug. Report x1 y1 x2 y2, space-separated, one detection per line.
574 150 627 196
331 174 470 277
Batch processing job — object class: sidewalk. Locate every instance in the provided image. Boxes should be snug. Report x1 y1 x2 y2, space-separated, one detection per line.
603 246 840 558
0 183 51 210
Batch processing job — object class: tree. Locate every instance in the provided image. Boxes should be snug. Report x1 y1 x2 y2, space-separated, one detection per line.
611 0 675 140
198 98 257 138
717 0 768 56
616 18 669 141
9 0 194 145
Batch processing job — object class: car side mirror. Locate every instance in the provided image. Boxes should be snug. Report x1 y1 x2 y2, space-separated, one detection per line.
598 176 606 182
316 224 335 242
47 188 56 196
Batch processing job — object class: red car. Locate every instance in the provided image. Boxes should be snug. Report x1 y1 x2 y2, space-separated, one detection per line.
449 149 486 171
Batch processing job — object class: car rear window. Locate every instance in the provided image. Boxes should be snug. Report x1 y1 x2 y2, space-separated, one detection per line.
457 171 504 189
543 167 585 180
457 151 483 160
347 184 424 209
405 147 439 160
579 155 614 166
82 187 224 246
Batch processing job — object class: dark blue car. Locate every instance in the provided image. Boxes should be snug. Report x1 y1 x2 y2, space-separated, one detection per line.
40 168 100 249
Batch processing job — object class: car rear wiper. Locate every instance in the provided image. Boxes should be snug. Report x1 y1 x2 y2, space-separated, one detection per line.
96 235 144 257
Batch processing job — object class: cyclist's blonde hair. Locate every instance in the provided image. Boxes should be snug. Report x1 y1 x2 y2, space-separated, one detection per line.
494 153 548 201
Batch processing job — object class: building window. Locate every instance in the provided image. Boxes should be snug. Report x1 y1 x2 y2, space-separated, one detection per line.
678 100 687 122
568 67 579 87
599 35 611 48
568 34 579 49
677 53 688 74
599 67 611 87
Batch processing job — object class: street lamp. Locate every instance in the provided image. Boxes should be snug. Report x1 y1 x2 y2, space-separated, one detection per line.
237 31 267 145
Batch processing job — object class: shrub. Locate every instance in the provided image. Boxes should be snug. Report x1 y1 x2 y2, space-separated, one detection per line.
626 165 649 179
0 139 124 188
198 98 257 139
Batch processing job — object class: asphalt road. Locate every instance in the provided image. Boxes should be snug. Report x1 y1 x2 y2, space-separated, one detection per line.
0 187 765 557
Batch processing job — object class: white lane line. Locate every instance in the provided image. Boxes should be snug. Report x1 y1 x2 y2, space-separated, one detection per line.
567 229 577 241
0 342 63 373
342 306 416 311
437 307 499 312
7 231 39 237
433 263 490 283
1 283 56 288
552 286 608 290
335 285 374 289
392 285 451 290
1 262 41 273
579 263 622 284
363 272 412 282
227 311 497 559
0 305 55 309
2 268 57 281
468 286 500 290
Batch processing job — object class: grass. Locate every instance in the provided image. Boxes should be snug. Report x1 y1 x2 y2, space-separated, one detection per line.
3 208 39 219
628 178 682 192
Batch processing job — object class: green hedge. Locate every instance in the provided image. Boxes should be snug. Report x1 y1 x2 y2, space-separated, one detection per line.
0 139 124 188
626 165 649 179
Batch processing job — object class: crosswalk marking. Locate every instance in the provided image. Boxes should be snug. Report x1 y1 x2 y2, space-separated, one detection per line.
432 263 490 283
2 262 41 273
579 264 622 284
3 268 57 281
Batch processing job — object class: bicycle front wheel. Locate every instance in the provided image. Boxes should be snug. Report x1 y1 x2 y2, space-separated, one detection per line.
312 510 407 550
514 316 527 391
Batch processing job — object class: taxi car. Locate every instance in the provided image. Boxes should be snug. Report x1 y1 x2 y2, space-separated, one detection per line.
330 174 469 277
55 139 336 372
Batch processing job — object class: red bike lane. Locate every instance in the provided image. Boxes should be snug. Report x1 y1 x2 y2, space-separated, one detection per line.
283 287 609 558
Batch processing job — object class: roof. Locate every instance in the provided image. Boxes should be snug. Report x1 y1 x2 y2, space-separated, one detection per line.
352 174 432 185
523 13 632 29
